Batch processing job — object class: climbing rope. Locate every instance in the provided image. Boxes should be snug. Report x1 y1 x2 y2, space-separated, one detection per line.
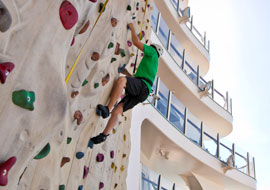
133 0 148 74
65 0 110 84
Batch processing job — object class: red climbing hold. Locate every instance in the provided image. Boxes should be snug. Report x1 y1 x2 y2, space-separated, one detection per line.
110 151 114 159
91 52 100 61
127 40 132 47
59 1 78 30
83 166 89 179
70 37 75 46
96 153 104 162
0 62 15 84
71 91 79 98
0 156 16 186
89 0 97 2
99 182 104 189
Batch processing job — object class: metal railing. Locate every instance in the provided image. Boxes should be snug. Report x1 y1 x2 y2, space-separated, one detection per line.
169 0 210 51
148 77 256 179
151 3 232 115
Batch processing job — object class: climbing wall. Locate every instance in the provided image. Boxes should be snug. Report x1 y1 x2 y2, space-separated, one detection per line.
0 0 153 189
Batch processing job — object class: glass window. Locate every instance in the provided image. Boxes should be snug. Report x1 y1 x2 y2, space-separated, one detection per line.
219 138 233 163
186 111 201 145
184 60 197 85
141 165 160 190
158 16 170 48
235 145 248 175
151 3 159 32
157 80 169 117
169 94 185 133
203 124 218 157
169 34 183 66
171 0 178 9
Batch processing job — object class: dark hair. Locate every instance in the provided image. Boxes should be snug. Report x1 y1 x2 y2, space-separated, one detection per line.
150 44 160 57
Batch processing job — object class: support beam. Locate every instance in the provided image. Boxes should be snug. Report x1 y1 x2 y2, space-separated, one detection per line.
232 143 235 167
247 152 250 176
184 108 188 135
167 91 172 120
217 133 220 159
167 30 172 51
157 175 161 190
200 122 204 147
181 49 186 70
156 12 161 35
196 66 200 86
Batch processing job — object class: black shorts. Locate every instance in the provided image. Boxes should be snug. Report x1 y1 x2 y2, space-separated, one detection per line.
119 77 149 112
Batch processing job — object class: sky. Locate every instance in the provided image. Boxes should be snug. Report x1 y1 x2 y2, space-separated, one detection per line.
188 0 270 189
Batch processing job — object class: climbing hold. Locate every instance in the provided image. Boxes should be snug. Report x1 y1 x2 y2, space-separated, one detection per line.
136 7 139 11
141 53 144 57
118 64 127 73
79 20 90 34
78 185 83 190
59 1 78 30
131 63 135 67
74 110 83 125
0 62 15 84
71 91 79 98
96 153 104 162
76 152 84 159
99 182 104 189
112 128 116 134
130 53 135 57
123 134 126 141
127 40 132 47
123 154 126 158
146 25 148 30
114 43 120 55
82 79 88 86
146 39 149 44
71 37 75 46
111 162 115 169
12 90 35 111
59 185 65 190
102 74 110 86
88 140 94 149
110 151 114 159
111 18 118 27
67 137 72 144
89 0 97 2
136 2 139 6
114 166 117 173
91 52 100 61
120 165 125 172
120 49 126 57
0 156 16 186
83 166 89 179
110 58 116 63
34 143 50 160
108 42 114 49
114 184 118 188
137 21 141 25
60 157 70 167
127 5 132 11
138 31 145 40
124 116 127 121
94 83 99 89
0 1 12 32
132 16 136 20
99 3 105 13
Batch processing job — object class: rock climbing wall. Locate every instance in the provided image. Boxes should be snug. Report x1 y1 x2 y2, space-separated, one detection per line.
0 0 153 189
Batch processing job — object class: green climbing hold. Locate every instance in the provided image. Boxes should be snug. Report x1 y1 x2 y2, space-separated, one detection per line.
99 3 105 13
34 143 50 160
67 137 72 144
127 5 132 11
12 90 35 111
82 79 88 86
111 58 117 63
120 49 126 57
108 42 114 49
94 83 99 88
59 185 65 190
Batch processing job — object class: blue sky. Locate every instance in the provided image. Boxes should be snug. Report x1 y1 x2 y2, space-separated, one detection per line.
189 0 270 189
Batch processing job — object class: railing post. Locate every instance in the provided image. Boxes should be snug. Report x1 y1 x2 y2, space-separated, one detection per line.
230 98 233 114
173 183 176 190
204 31 206 47
211 80 214 99
154 77 160 107
247 152 250 176
181 49 186 70
200 122 203 147
157 175 161 190
183 107 188 135
232 143 235 167
216 133 220 159
177 0 180 13
190 15 193 31
196 66 200 86
156 12 161 35
167 91 172 120
167 30 172 51
226 91 229 111
253 157 256 179
208 40 210 52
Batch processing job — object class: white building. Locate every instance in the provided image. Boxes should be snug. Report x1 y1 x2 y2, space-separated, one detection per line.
126 0 257 189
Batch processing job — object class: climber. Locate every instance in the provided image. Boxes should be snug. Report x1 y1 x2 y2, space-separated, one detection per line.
90 23 163 144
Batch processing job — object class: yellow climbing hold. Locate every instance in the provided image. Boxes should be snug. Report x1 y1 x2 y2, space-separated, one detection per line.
112 128 116 134
123 134 126 141
120 165 125 172
111 162 115 169
130 53 135 57
114 166 117 173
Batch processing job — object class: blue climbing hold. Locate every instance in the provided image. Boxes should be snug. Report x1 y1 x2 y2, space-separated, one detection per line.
88 140 94 149
118 64 127 73
76 152 84 159
78 185 83 190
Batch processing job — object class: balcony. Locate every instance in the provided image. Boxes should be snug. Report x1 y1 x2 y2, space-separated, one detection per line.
152 0 210 74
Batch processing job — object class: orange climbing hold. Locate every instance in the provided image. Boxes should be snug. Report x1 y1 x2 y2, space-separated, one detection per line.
79 20 90 34
91 52 100 61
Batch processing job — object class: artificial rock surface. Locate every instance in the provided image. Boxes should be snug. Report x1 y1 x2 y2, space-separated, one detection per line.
0 0 152 189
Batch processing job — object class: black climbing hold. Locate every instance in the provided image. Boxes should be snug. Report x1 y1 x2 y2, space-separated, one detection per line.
59 185 65 190
0 1 12 32
110 58 116 63
34 143 50 160
127 5 132 11
99 3 105 13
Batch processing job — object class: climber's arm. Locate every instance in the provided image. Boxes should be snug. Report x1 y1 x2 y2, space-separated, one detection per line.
121 68 132 77
128 23 144 52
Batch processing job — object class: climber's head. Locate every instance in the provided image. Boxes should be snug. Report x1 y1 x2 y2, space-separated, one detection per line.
150 43 163 58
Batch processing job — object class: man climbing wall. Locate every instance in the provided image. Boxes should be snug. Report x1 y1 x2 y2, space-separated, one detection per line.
90 23 163 144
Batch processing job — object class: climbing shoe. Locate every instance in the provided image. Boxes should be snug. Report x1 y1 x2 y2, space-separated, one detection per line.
90 133 109 144
96 104 110 118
